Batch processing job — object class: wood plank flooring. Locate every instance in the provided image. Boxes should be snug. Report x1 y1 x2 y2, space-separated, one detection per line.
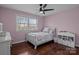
11 41 79 55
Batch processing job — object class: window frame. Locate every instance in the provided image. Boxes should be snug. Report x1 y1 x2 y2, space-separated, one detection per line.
16 16 38 32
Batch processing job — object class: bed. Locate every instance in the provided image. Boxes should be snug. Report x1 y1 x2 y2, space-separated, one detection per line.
26 27 55 49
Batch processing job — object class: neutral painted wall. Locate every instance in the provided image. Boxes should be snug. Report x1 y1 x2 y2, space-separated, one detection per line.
0 7 44 44
1 6 79 46
44 7 79 46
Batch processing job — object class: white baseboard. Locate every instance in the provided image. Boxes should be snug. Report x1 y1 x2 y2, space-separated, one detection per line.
12 40 25 44
75 44 79 47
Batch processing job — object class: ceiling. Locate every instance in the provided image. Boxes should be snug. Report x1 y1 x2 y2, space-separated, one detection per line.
0 4 79 16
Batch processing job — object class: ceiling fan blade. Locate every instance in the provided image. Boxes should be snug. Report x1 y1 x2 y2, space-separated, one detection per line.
44 9 54 11
43 11 45 14
40 4 42 6
40 8 42 11
43 4 47 8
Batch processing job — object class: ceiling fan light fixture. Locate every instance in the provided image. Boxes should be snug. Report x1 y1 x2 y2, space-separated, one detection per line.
40 11 43 14
39 4 54 15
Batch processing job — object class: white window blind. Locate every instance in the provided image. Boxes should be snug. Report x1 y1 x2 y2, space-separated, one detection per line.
16 16 38 31
29 18 38 31
0 23 3 32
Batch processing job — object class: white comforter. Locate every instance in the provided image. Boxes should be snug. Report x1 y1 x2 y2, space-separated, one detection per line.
28 32 49 41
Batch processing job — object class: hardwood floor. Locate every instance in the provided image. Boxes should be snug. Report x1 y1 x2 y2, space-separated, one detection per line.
11 41 79 55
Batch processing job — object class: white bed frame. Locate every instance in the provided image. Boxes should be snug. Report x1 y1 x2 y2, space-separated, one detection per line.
26 28 55 49
27 32 53 49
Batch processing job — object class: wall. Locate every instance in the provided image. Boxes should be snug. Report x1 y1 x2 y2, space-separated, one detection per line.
44 7 79 46
0 7 44 44
1 6 79 46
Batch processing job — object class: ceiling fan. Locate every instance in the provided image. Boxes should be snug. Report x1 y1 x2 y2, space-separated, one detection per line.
39 4 54 14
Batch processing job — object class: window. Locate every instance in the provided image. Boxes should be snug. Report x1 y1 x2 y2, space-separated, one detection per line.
16 16 38 31
29 18 37 31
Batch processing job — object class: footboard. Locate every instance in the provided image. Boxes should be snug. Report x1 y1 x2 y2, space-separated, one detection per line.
26 32 53 49
27 34 37 46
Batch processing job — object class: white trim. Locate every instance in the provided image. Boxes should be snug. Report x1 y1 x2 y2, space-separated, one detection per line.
12 40 25 44
75 44 79 47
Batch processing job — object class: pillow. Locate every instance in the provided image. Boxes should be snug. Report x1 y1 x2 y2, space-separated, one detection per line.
49 29 53 33
43 27 49 33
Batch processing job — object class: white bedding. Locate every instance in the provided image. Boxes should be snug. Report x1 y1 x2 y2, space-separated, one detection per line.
28 32 50 41
27 31 53 49
28 32 49 35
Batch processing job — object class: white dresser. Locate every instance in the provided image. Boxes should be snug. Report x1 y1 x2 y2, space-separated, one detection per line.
0 32 11 55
